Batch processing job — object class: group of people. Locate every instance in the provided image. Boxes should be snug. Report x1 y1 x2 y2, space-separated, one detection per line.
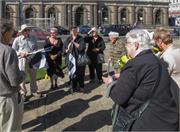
0 16 179 131
103 28 180 131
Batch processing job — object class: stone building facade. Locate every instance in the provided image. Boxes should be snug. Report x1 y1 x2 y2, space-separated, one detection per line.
5 0 169 29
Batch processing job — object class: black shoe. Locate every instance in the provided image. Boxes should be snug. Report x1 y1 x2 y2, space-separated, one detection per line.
55 84 58 88
50 84 54 90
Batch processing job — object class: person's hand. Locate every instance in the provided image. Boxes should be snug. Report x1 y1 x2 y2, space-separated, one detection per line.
102 76 113 86
114 73 120 80
108 58 112 62
50 54 57 60
73 41 80 48
19 52 29 58
92 48 99 52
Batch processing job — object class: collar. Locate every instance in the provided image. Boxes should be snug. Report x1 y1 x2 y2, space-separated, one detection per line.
136 49 153 58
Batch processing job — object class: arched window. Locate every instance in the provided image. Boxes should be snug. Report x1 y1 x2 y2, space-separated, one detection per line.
155 9 162 25
75 6 84 26
25 7 34 19
102 6 108 24
48 7 56 18
137 9 144 24
121 8 127 24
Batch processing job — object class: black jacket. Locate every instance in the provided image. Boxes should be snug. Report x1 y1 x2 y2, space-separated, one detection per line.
63 35 86 64
110 50 179 131
84 35 106 63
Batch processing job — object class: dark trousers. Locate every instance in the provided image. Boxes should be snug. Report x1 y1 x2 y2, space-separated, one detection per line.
72 66 85 90
88 62 103 80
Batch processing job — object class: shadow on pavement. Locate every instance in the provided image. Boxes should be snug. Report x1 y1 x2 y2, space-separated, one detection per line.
63 109 112 131
24 89 68 111
23 95 102 131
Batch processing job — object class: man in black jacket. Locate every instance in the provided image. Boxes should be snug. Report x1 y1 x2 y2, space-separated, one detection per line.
84 27 106 83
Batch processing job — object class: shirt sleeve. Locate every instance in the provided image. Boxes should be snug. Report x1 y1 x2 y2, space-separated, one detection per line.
110 64 137 105
5 49 25 87
12 37 19 52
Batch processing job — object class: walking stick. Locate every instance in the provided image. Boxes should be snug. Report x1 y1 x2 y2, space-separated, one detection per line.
107 59 111 77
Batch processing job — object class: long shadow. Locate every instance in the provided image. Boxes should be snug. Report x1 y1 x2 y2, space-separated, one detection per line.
63 109 112 131
24 89 68 111
22 95 102 131
24 67 107 111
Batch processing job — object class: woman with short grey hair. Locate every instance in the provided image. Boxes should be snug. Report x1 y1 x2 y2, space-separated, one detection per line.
125 29 152 57
104 29 179 131
0 19 25 132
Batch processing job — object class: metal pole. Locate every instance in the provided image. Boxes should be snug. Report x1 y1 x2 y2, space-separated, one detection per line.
19 0 25 27
0 0 2 20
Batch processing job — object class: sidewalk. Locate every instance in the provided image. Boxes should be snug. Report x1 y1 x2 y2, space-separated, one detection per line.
22 67 113 131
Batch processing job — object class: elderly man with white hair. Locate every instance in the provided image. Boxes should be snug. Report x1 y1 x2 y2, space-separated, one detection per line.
103 29 179 131
108 31 126 73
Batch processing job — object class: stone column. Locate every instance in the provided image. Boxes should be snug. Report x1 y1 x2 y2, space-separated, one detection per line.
93 5 98 27
9 5 16 29
16 4 20 28
68 4 72 27
39 2 43 18
89 5 93 26
84 7 88 25
163 8 168 26
56 5 63 26
111 6 118 24
129 6 135 25
146 6 153 27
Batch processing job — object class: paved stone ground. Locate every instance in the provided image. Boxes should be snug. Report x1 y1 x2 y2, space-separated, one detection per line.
22 42 113 132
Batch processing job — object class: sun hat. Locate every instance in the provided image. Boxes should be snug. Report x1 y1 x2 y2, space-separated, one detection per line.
19 24 31 32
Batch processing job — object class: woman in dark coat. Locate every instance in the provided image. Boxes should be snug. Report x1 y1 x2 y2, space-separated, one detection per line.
63 26 86 93
84 27 106 83
44 28 64 89
103 29 179 131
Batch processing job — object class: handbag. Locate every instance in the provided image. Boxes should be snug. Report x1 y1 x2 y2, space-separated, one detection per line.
77 53 91 66
97 53 105 63
111 59 161 131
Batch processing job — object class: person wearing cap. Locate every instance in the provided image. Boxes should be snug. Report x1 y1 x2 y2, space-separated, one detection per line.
108 31 126 73
84 27 106 83
12 24 41 100
44 27 64 89
0 19 25 131
63 26 86 93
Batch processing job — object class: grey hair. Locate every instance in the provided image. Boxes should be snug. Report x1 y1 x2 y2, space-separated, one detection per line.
0 19 13 42
125 29 152 50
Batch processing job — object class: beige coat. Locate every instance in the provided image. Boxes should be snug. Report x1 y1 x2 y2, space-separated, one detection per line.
161 45 180 88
